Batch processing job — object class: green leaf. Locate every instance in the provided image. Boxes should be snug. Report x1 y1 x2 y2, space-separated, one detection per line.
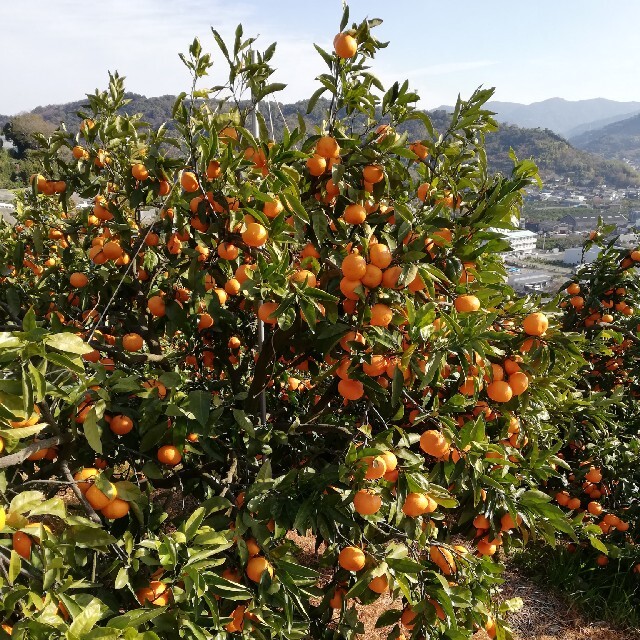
83 407 103 454
8 550 21 584
188 391 211 427
69 598 104 636
22 307 37 332
45 332 93 355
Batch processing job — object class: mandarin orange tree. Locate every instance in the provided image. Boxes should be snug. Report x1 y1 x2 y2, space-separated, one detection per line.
0 6 602 639
547 232 640 578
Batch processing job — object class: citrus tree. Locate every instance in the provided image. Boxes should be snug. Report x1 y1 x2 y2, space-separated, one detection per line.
0 7 607 639
547 233 640 575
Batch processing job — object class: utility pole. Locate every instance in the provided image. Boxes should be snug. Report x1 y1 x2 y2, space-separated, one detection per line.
251 49 268 429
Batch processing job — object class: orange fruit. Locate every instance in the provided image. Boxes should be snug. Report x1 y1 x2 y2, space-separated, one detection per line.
242 222 268 247
13 532 32 559
338 546 365 571
181 171 199 192
419 430 449 458
206 160 221 179
523 312 549 336
402 492 436 517
508 371 529 396
306 154 327 176
343 203 367 224
328 587 345 608
362 355 388 377
258 302 279 325
333 32 357 58
316 136 340 159
380 451 397 473
430 545 456 575
368 574 389 593
369 243 392 269
454 295 480 313
246 556 273 582
101 498 130 519
158 445 182 466
338 379 364 401
147 296 166 317
110 414 134 435
218 242 239 260
363 165 384 184
86 483 115 510
339 277 363 300
362 456 387 480
370 303 393 327
131 163 149 181
353 489 382 515
341 253 367 280
122 333 143 352
70 272 88 288
486 380 513 403
73 467 99 494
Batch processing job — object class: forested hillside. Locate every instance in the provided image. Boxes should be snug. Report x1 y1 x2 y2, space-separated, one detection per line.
1 93 639 188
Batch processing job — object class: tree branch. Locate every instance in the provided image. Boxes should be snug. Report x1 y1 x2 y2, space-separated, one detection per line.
0 436 67 470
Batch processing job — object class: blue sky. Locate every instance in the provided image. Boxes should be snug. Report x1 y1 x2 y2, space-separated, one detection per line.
2 0 640 114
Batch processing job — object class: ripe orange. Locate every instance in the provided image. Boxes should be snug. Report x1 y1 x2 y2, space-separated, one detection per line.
131 163 149 181
136 581 171 606
263 196 283 219
587 501 603 516
339 277 362 300
147 295 166 317
333 32 357 58
401 606 417 629
102 241 123 260
402 492 435 517
181 171 199 192
523 312 549 336
110 414 134 436
363 165 384 184
74 467 99 494
242 222 268 247
158 445 182 466
369 243 392 269
508 371 529 396
13 532 32 559
368 574 389 593
362 456 387 480
343 204 367 224
86 483 115 510
206 160 221 179
225 279 241 295
316 136 340 159
329 587 345 609
246 556 273 582
419 430 449 458
338 546 365 571
454 295 480 313
585 467 602 483
380 451 397 472
486 380 513 403
72 145 89 160
417 182 431 201
362 355 388 377
370 303 393 327
122 333 144 352
476 536 497 556
258 302 279 325
430 545 456 575
218 242 239 260
101 497 130 519
70 272 88 288
341 253 367 280
338 379 364 401
353 489 382 515
306 154 327 176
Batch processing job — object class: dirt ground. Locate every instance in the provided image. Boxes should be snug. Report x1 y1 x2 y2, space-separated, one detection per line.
288 532 639 640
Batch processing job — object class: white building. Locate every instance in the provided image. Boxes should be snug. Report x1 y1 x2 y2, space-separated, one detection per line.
563 246 601 266
500 229 537 255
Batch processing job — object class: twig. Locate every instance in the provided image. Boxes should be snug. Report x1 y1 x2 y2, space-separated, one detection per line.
59 459 102 525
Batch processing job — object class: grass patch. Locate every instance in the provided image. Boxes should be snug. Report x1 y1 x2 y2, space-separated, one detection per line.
512 545 640 631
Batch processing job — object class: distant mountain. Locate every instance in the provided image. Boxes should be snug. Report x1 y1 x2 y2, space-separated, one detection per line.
435 98 640 137
564 111 640 139
2 94 640 189
570 113 640 167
